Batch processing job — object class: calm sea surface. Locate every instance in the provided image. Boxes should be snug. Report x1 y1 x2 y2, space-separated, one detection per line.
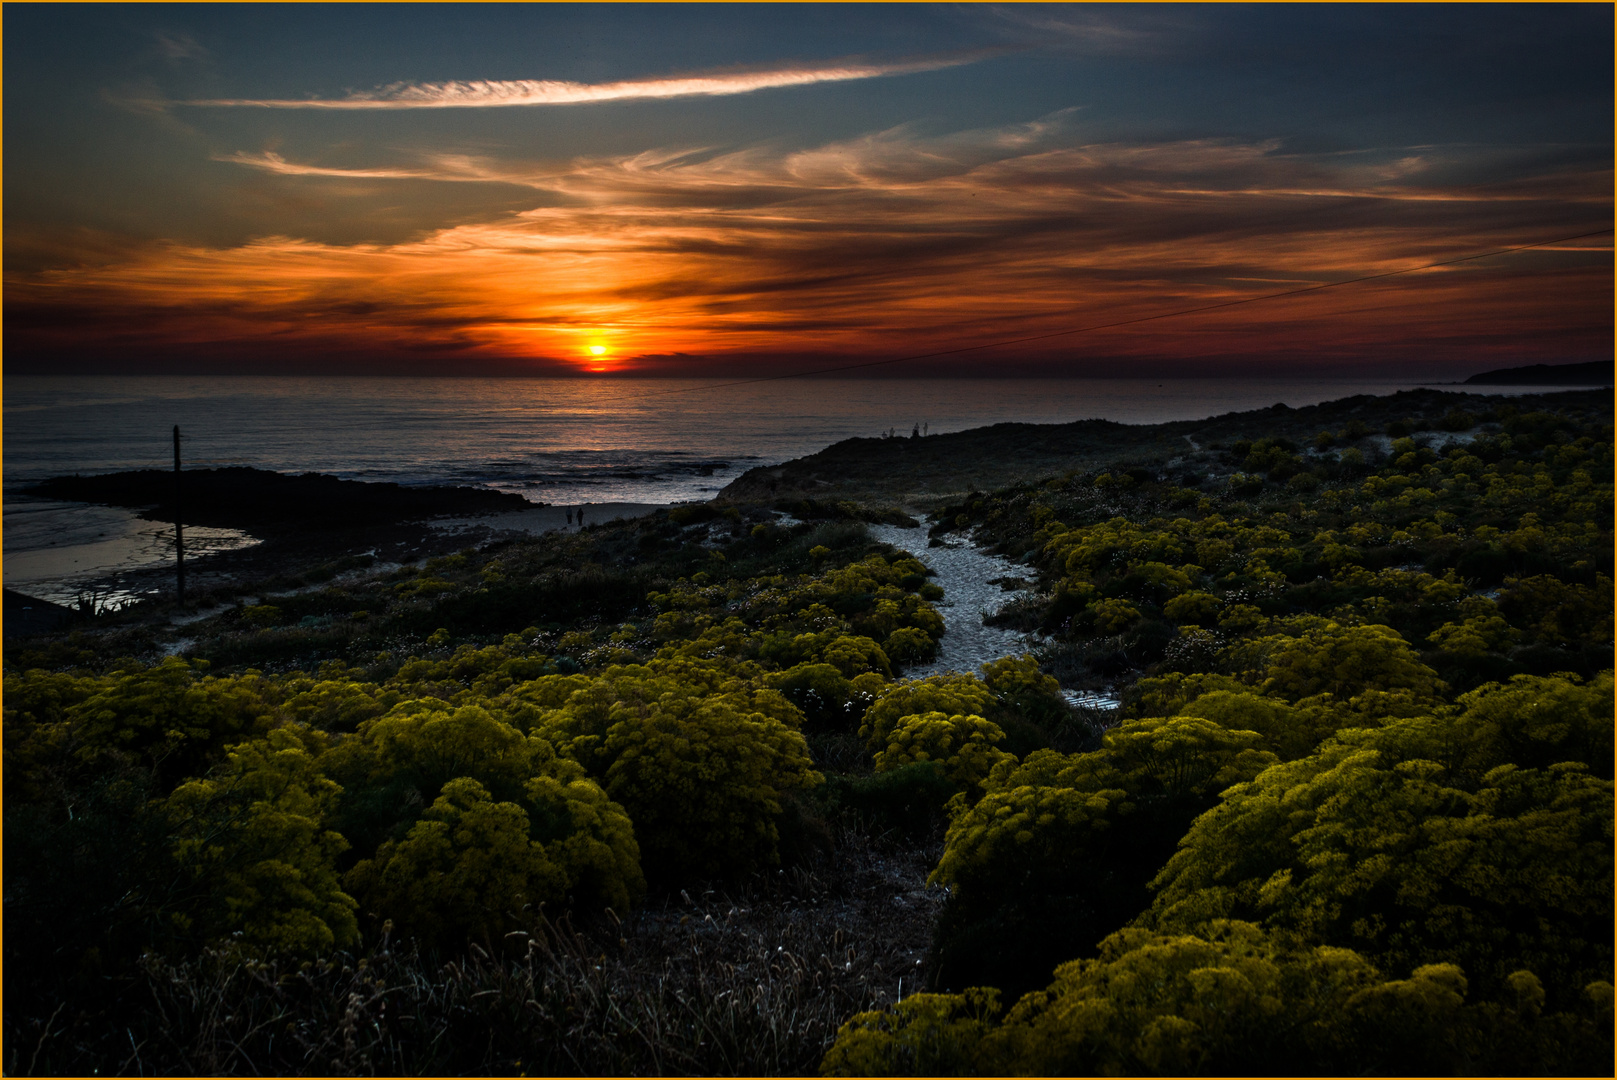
0 374 1567 600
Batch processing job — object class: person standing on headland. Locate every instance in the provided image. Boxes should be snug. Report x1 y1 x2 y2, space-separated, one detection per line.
577 504 587 528
566 508 574 526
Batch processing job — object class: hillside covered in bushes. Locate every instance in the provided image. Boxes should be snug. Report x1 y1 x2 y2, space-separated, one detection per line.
4 389 1611 1075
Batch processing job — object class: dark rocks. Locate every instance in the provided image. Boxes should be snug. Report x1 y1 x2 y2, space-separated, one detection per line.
1464 360 1613 386
25 467 529 535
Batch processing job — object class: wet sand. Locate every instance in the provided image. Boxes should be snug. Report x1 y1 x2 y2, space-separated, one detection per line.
5 505 258 608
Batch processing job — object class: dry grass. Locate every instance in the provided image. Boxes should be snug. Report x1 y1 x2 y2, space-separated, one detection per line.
11 828 943 1077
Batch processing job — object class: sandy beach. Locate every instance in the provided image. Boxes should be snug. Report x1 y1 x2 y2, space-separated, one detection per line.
3 500 260 607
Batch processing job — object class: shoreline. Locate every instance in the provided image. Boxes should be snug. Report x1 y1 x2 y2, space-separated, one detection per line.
4 497 671 621
6 467 671 611
10 383 1610 622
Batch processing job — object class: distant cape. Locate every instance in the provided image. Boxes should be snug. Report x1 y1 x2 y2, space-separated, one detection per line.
1463 361 1613 386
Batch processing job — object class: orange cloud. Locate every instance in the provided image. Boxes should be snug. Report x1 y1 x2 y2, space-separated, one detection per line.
7 122 1610 375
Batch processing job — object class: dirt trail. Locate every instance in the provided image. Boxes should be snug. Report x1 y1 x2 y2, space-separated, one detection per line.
867 522 1034 676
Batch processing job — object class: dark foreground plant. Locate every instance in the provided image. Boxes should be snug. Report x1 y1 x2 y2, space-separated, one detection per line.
8 828 943 1077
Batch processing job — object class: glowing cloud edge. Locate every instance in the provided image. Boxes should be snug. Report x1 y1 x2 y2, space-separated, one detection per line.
184 53 990 109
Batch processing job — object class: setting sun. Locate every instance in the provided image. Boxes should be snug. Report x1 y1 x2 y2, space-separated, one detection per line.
2 6 1606 382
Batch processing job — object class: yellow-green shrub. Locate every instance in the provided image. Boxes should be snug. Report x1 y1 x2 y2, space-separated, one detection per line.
822 921 1605 1076
859 673 994 752
60 657 283 792
882 626 938 666
981 654 1067 726
1163 590 1222 624
1147 707 1614 1000
924 712 1280 998
323 701 644 934
872 712 1010 791
1089 598 1141 634
532 662 820 881
818 634 893 678
1251 621 1446 704
930 781 1130 901
162 726 357 955
347 777 573 944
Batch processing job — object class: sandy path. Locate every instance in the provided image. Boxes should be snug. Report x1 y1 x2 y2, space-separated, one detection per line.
870 521 1122 708
867 522 1034 677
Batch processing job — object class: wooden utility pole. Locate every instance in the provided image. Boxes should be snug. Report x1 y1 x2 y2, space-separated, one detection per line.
174 425 185 607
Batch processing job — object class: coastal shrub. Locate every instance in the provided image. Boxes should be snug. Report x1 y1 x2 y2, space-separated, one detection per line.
767 662 883 732
882 626 937 666
321 701 644 933
1125 671 1246 718
240 604 282 628
667 504 718 526
49 657 283 793
3 668 103 801
823 921 1613 1077
345 778 569 946
931 777 1129 903
1287 471 1321 492
418 567 654 636
327 702 552 815
872 711 1010 792
1426 613 1521 657
280 677 397 733
924 777 1147 998
10 392 1612 1077
819 634 893 678
980 654 1068 727
161 726 358 955
1091 715 1276 800
924 710 1280 998
1119 560 1193 603
1498 574 1613 646
1089 598 1141 634
1439 408 1478 432
1245 621 1447 704
859 672 995 752
1174 689 1344 761
531 663 820 882
815 760 956 839
1147 708 1615 1002
1450 671 1613 778
1227 471 1265 496
1163 589 1221 624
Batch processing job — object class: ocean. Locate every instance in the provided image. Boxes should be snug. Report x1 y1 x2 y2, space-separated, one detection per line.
0 373 1576 604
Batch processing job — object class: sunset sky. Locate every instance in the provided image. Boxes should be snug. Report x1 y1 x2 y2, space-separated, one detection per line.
5 3 1611 378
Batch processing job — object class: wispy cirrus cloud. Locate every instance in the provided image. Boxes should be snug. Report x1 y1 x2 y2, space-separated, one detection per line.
218 150 539 185
184 52 990 109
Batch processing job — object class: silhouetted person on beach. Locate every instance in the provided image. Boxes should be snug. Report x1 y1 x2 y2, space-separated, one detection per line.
578 505 586 527
566 508 574 526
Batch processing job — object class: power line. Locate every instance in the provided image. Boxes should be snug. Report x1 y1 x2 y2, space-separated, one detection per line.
646 225 1613 396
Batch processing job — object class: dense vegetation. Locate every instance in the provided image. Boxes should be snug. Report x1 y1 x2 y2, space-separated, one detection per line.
5 393 1611 1075
826 397 1614 1074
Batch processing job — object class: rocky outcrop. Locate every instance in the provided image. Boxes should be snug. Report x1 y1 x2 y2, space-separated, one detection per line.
25 467 530 535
